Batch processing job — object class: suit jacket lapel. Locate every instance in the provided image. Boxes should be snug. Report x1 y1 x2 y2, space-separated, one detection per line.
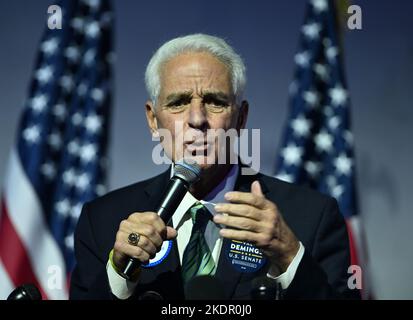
142 168 170 205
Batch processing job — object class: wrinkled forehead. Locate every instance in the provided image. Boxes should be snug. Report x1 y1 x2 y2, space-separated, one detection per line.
159 52 233 96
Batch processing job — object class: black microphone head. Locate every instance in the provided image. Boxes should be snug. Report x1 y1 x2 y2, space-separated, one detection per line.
138 291 164 300
7 284 42 300
185 275 225 300
174 160 201 184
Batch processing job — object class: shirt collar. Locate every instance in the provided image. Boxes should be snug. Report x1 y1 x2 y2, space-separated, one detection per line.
170 164 239 228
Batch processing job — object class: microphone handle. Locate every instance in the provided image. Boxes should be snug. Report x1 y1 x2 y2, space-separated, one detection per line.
120 177 188 280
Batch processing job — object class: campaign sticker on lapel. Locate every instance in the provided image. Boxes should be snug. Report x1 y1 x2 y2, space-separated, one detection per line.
226 240 266 272
141 240 172 268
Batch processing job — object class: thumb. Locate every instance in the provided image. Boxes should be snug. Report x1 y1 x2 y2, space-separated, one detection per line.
165 226 178 240
251 180 264 197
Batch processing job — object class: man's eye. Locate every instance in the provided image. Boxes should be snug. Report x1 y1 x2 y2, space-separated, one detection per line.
168 103 185 108
205 99 224 106
204 99 230 111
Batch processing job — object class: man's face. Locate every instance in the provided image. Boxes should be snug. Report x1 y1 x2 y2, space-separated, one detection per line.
146 52 248 171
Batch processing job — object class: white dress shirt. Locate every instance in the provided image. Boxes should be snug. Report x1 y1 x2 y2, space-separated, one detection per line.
107 164 305 299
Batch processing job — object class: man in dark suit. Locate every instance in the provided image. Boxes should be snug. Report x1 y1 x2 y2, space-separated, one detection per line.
70 34 360 300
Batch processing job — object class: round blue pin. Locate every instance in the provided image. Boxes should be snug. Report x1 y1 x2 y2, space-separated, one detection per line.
226 240 266 272
141 240 172 268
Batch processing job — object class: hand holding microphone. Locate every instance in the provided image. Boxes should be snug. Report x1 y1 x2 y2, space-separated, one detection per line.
112 160 201 280
112 211 177 278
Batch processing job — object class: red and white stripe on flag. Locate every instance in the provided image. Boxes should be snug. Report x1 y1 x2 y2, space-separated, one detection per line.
0 150 68 300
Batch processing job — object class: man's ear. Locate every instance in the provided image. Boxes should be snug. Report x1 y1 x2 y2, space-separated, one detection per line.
145 101 159 138
237 100 249 131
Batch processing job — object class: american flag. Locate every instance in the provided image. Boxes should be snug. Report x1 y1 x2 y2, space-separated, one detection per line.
275 0 371 297
0 0 113 299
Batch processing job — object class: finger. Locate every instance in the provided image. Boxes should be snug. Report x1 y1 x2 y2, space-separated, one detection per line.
165 226 177 240
213 214 262 232
219 228 260 244
251 180 264 197
137 223 164 248
129 231 157 256
214 203 262 221
129 212 166 235
120 220 163 248
118 230 158 258
219 228 275 248
224 191 267 209
114 235 151 263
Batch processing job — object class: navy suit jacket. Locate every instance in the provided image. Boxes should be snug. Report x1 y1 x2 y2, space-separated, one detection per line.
69 167 361 300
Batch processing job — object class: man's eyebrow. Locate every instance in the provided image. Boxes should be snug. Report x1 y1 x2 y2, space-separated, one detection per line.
165 91 193 103
201 91 232 101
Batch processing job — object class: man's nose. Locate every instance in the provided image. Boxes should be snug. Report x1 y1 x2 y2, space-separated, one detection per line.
188 99 208 131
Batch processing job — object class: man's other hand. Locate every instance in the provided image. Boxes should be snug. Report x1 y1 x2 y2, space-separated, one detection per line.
214 181 300 273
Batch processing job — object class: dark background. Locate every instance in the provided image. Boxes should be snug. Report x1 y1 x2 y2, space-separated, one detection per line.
0 0 412 298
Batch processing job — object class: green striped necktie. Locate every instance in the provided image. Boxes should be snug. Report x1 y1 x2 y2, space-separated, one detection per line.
181 202 216 284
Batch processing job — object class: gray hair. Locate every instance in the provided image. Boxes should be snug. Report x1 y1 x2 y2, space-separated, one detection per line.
145 33 246 106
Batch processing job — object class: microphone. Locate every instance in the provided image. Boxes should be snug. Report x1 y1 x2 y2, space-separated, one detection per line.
120 160 201 279
185 275 226 300
250 276 281 300
7 284 42 300
138 291 164 300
